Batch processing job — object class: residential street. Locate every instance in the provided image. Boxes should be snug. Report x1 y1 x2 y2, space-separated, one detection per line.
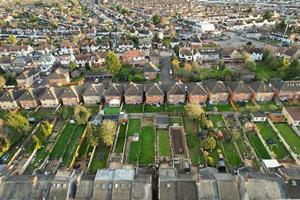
159 56 175 85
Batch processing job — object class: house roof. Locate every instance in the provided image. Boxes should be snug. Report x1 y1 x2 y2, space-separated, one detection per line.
186 82 207 95
18 88 42 101
49 68 69 81
248 81 273 93
40 87 63 100
122 50 145 59
0 89 24 102
16 70 39 80
143 62 157 73
82 83 104 97
145 83 164 96
228 81 251 94
285 48 299 57
204 80 228 94
104 84 123 96
60 86 78 98
284 107 300 121
124 83 143 96
179 48 192 56
271 80 300 92
167 82 186 95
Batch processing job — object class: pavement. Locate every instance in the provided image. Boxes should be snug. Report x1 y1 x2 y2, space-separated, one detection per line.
159 56 175 85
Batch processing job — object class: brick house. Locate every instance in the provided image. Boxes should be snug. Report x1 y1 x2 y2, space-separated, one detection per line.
61 86 80 106
228 81 252 103
82 83 104 105
221 47 243 64
122 50 146 65
186 82 208 104
248 81 274 102
48 68 70 86
145 83 165 105
204 80 229 104
16 70 40 88
142 62 157 80
39 87 63 108
167 82 186 104
18 88 41 109
104 84 124 106
0 90 23 109
270 80 300 101
124 83 144 104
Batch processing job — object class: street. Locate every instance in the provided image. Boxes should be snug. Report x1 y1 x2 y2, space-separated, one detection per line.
159 55 175 85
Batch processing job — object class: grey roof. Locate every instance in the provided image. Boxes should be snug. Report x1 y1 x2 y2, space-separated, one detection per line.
18 88 43 101
204 80 228 94
228 81 251 94
124 83 143 96
186 82 208 96
39 87 64 100
82 83 104 97
143 62 157 73
60 86 78 98
248 81 273 93
167 83 186 95
270 80 300 92
104 84 123 96
75 176 94 200
0 89 24 102
145 83 164 96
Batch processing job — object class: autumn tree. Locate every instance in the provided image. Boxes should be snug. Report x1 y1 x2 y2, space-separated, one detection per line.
106 51 122 76
7 35 17 45
86 124 100 147
32 135 42 150
100 120 116 146
0 134 10 156
68 61 77 71
7 111 30 133
74 106 91 125
232 130 241 141
0 76 6 88
202 136 216 151
184 62 192 72
185 103 205 120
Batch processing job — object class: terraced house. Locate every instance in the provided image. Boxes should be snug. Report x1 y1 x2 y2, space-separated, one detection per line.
18 88 41 109
39 87 63 108
104 84 124 107
145 83 165 105
228 81 252 103
248 81 274 102
271 80 300 101
186 82 208 104
124 83 144 104
82 83 104 105
61 86 80 106
0 89 22 110
166 82 186 104
204 80 229 104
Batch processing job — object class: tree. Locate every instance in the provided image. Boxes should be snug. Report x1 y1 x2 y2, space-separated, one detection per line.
86 124 100 147
202 136 216 151
43 121 52 136
184 62 192 72
232 130 241 141
68 61 77 71
206 120 213 129
100 120 116 146
106 51 122 76
0 76 6 88
0 134 10 156
205 156 214 166
32 135 42 150
262 11 273 20
7 111 30 133
152 14 160 25
7 35 17 45
185 103 205 120
74 106 91 124
160 16 169 25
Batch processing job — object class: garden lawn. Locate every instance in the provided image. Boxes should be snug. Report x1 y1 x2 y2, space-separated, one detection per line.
166 104 185 112
205 104 233 112
220 140 241 169
62 125 86 166
127 118 141 137
169 117 182 126
247 133 271 159
255 63 277 80
89 142 110 174
258 101 281 112
129 141 140 164
86 105 100 114
115 124 127 153
144 105 166 113
122 104 143 113
275 123 300 154
235 137 248 156
256 123 292 160
139 126 155 165
210 115 226 131
78 137 90 159
104 107 120 115
26 147 47 173
158 130 170 157
50 123 77 159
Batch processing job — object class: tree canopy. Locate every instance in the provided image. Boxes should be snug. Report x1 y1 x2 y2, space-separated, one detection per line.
185 103 205 120
106 51 122 76
86 124 101 147
152 14 160 25
7 35 17 45
202 136 216 151
100 120 116 146
7 111 30 133
74 106 91 124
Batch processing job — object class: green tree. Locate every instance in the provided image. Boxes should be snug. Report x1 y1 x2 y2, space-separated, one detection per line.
202 136 216 151
74 106 91 124
106 51 122 76
100 120 116 146
68 61 77 71
185 103 205 120
152 14 160 25
86 124 100 147
7 111 30 133
262 11 273 20
7 35 17 45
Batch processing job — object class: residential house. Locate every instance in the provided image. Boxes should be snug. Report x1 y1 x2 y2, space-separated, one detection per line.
190 36 202 49
139 38 152 49
193 48 220 63
221 47 243 64
283 48 300 60
59 54 76 66
228 81 252 102
48 68 70 86
82 83 104 105
0 45 34 57
0 56 12 72
282 107 300 126
0 90 23 109
166 82 186 104
59 42 78 55
60 86 80 106
186 82 208 104
248 81 274 102
104 84 124 107
204 80 229 104
116 40 134 52
96 51 106 66
247 48 264 61
39 87 63 108
271 80 300 101
35 43 55 55
11 57 36 72
179 48 193 61
124 83 144 104
75 53 93 67
170 37 180 48
142 62 157 80
39 54 56 74
251 112 267 122
16 70 40 89
122 50 146 65
18 88 41 109
145 83 165 105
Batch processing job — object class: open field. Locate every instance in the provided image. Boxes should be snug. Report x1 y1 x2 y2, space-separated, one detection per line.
139 126 155 165
256 122 292 160
157 130 170 157
127 118 141 137
275 123 300 155
115 124 127 153
247 133 271 159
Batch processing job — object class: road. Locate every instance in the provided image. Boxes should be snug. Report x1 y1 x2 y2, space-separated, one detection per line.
159 56 175 85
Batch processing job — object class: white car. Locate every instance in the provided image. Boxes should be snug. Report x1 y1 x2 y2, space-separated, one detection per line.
170 70 173 75
37 79 43 84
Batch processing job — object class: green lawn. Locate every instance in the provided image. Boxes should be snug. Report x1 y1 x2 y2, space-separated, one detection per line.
247 133 271 159
158 130 170 157
129 141 140 164
122 104 143 113
78 137 91 159
86 105 100 114
115 124 127 153
258 101 281 112
236 137 248 156
144 105 167 113
50 123 77 159
89 143 110 174
25 146 47 173
275 123 300 154
255 63 277 80
127 118 141 137
166 104 185 112
62 125 86 166
205 104 233 112
220 140 241 169
104 107 120 115
256 123 292 160
210 115 226 131
169 117 182 126
139 126 155 165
